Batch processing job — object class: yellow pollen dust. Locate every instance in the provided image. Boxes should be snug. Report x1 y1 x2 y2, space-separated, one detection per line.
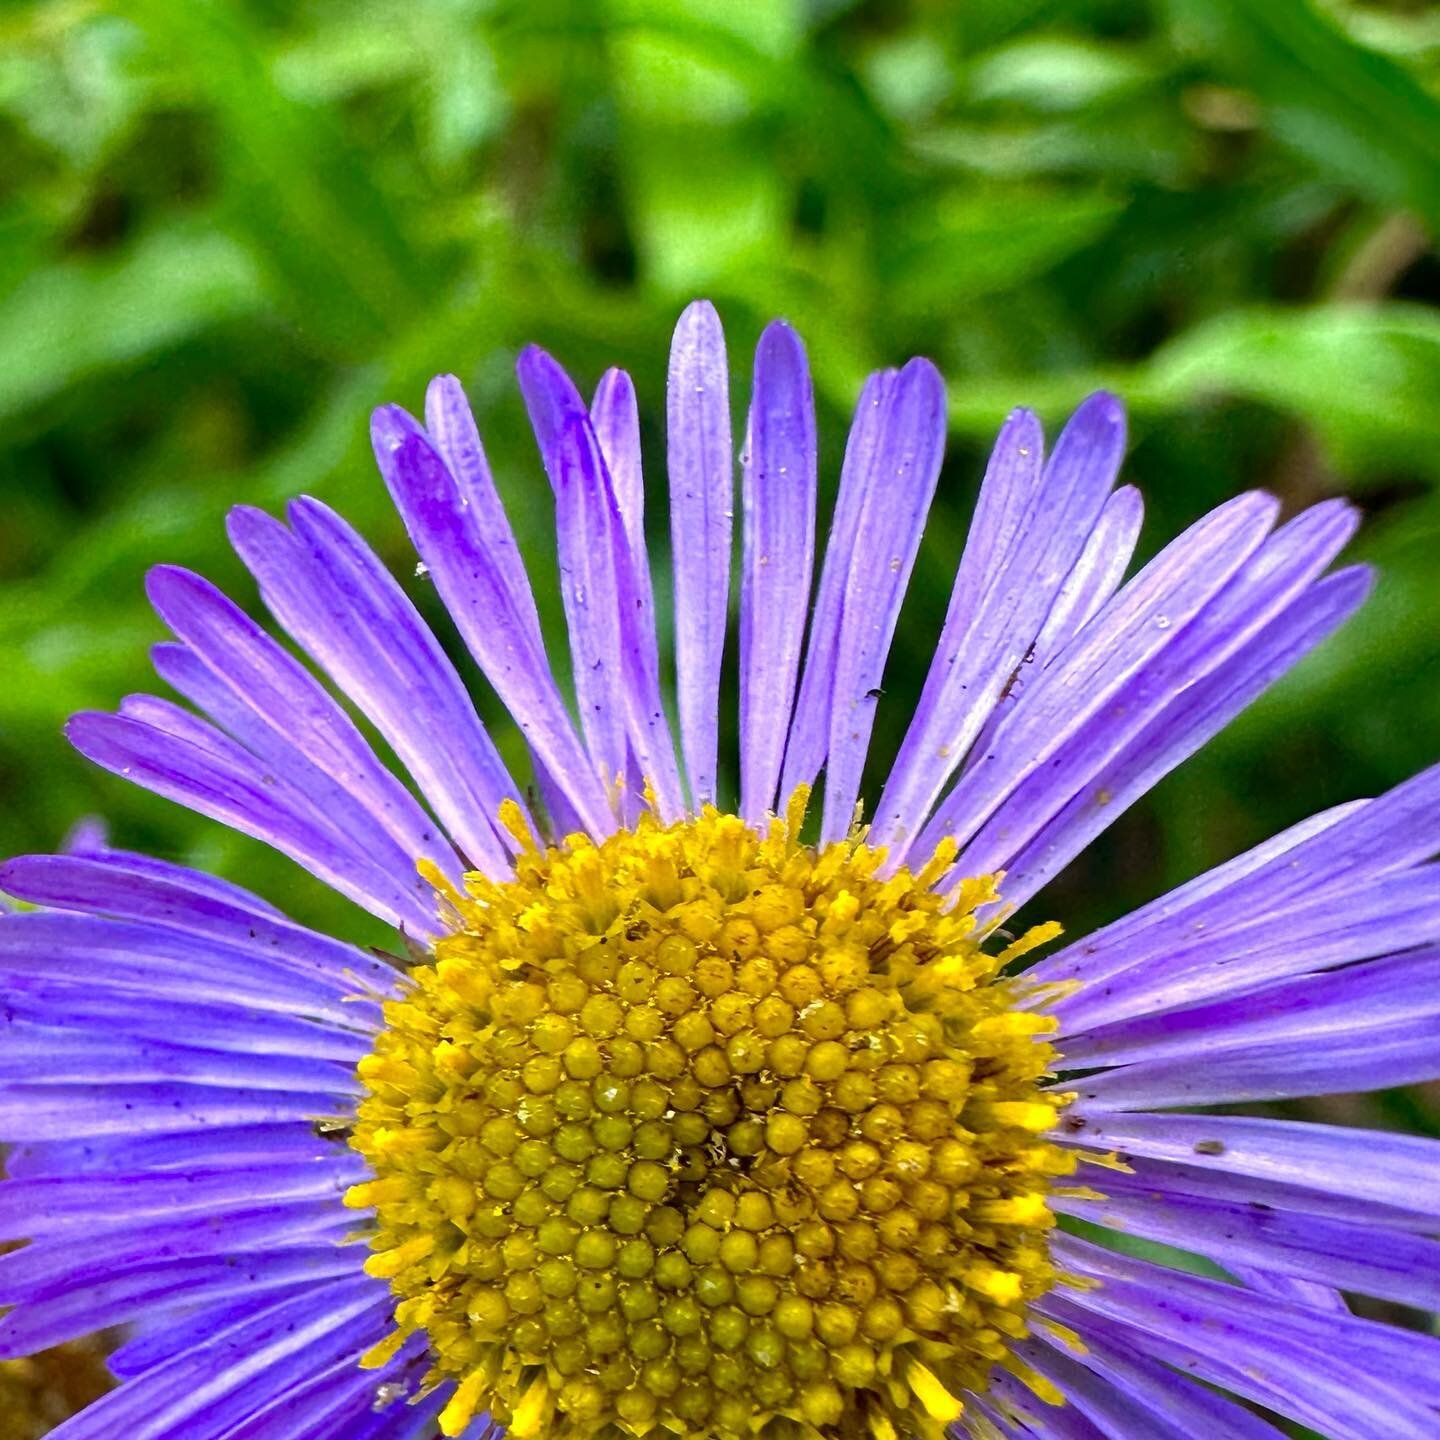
348 792 1073 1440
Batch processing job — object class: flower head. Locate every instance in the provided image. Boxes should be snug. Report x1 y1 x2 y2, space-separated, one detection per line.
3 301 1439 1440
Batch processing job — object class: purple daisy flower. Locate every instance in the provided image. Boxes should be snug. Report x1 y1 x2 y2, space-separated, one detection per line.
3 301 1438 1440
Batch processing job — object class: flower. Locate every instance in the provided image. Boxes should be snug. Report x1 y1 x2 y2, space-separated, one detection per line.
2 300 1438 1440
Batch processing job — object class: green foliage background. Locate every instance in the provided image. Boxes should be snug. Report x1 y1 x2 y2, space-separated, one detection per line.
2 0 1438 1324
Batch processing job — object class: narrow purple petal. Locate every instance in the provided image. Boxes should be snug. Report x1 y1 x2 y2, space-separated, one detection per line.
286 497 524 867
1056 860 1439 1036
518 348 629 804
65 710 436 934
963 484 1143 766
739 320 816 826
667 300 732 807
1063 945 1440 1070
592 367 648 579
1057 1112 1440 1216
423 372 546 654
145 566 457 880
593 367 684 820
0 911 368 1021
152 642 455 909
914 489 1281 862
820 357 947 842
0 851 393 998
0 1024 360 1096
227 502 517 876
1050 1236 1440 1438
0 1248 355 1357
1054 1170 1440 1309
1040 749 1438 1030
780 370 896 800
0 1159 361 1240
0 1083 347 1140
965 558 1368 912
372 402 613 839
1020 1327 1289 1439
875 394 1124 858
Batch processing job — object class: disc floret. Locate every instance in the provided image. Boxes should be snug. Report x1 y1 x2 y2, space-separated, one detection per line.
348 794 1072 1438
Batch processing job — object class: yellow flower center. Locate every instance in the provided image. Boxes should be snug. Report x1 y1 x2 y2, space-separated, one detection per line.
348 793 1072 1439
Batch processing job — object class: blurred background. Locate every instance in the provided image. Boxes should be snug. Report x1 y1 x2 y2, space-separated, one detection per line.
1 0 1438 1425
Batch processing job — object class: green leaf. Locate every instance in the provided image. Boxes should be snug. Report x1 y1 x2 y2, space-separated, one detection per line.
0 222 262 420
884 187 1127 313
1146 303 1440 482
1177 0 1440 230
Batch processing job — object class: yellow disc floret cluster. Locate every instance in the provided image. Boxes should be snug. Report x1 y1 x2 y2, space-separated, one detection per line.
348 793 1073 1439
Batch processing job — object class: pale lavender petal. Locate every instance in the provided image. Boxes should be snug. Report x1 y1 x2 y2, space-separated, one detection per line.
667 300 732 807
227 502 517 876
372 402 612 838
1053 1169 1440 1309
739 320 816 826
65 711 437 934
780 370 895 800
971 560 1369 912
145 566 457 879
914 489 1280 861
1056 1112 1440 1215
876 395 1126 859
821 358 946 842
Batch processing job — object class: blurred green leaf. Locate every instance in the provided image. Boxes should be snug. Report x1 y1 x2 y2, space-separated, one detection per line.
1146 302 1440 481
885 187 1127 314
0 222 262 420
1178 0 1440 229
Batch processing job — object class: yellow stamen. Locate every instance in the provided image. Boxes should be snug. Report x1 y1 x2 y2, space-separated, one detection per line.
350 798 1073 1437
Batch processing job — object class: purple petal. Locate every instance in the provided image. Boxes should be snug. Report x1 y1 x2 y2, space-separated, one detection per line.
145 566 458 881
780 370 896 800
227 501 517 875
1054 1170 1440 1309
423 372 546 654
1049 1236 1440 1438
0 1247 355 1356
592 367 684 821
820 358 947 842
0 1158 361 1240
667 300 733 807
914 488 1281 862
739 320 816 826
0 852 393 1002
1020 1327 1288 1439
986 564 1370 913
518 348 629 805
875 394 1123 858
372 401 612 838
1057 1111 1440 1216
